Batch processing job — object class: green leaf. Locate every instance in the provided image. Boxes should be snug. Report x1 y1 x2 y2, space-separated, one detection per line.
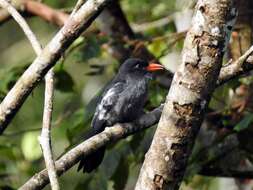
65 109 86 144
0 185 16 190
101 149 121 178
0 144 17 160
148 82 167 108
75 172 108 190
21 132 42 161
72 37 85 48
129 132 145 153
79 36 101 61
234 113 253 132
111 157 129 190
0 162 7 173
54 69 75 93
0 64 29 94
0 91 5 102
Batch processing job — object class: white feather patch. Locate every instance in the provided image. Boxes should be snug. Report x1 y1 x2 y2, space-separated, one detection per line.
97 84 119 120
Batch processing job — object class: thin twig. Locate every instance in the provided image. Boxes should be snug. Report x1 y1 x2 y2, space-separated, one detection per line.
0 0 59 189
39 69 59 190
145 31 187 45
0 0 25 24
131 14 174 32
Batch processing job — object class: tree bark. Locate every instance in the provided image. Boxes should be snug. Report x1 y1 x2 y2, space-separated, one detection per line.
135 1 237 190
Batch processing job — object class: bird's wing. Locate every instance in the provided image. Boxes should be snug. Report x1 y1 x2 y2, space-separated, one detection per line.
92 81 125 132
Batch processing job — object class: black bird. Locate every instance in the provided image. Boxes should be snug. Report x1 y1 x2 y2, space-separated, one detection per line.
78 58 164 173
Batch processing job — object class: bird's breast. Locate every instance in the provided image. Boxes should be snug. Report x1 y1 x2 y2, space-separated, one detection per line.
115 79 148 122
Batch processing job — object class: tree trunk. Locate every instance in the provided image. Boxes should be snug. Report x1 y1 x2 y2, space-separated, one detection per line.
135 0 237 189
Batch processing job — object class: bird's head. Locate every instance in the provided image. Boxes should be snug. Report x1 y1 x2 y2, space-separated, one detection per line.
118 58 164 78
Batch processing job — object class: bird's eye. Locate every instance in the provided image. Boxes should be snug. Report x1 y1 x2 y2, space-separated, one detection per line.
134 64 140 69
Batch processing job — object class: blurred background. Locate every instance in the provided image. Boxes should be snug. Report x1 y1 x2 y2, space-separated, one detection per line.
1 0 253 189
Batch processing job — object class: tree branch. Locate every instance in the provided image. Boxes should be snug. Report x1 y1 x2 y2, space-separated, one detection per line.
0 0 69 26
131 14 174 33
19 106 163 190
135 1 237 189
0 0 59 188
39 68 59 190
71 0 86 16
0 0 24 24
0 0 112 134
218 47 253 85
23 0 69 26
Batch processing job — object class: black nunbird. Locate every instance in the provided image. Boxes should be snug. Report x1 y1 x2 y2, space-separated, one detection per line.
78 58 164 173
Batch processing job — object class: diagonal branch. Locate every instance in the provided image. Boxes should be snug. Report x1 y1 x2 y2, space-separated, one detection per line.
0 0 69 27
0 0 112 134
19 106 163 190
71 0 86 16
23 0 69 26
0 0 24 24
131 14 174 33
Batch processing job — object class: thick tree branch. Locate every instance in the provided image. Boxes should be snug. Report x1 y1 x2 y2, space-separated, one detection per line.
71 0 86 16
0 0 112 134
19 106 163 190
218 48 253 85
135 1 237 190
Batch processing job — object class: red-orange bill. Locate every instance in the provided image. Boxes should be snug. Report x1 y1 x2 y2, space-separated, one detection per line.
146 63 165 71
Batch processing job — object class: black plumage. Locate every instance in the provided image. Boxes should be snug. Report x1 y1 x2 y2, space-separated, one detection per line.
78 58 164 173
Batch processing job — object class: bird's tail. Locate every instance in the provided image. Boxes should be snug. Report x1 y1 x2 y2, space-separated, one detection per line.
78 119 106 173
78 145 106 173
